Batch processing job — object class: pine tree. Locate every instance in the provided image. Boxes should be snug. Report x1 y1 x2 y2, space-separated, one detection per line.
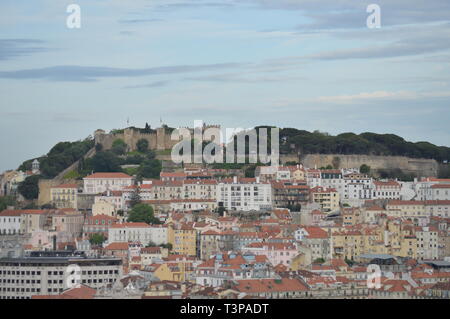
129 186 142 208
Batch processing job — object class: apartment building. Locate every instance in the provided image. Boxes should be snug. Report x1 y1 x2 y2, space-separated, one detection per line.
217 177 272 212
0 251 122 299
416 226 439 260
108 222 153 245
50 184 79 209
373 180 401 200
83 172 133 195
310 186 340 212
168 223 197 257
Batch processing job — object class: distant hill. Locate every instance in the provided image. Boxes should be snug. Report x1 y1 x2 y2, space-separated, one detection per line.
17 125 450 180
272 127 450 163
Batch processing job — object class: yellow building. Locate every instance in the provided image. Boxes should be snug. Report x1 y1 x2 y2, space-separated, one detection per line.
342 208 363 226
20 210 48 234
332 221 418 261
311 186 340 212
50 184 78 209
151 257 195 282
152 263 183 282
288 165 306 181
386 200 426 219
382 219 417 259
168 223 197 257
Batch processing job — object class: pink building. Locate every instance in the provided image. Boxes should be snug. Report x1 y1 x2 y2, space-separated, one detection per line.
242 242 297 268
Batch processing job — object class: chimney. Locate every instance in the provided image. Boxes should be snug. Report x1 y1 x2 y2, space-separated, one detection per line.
256 177 260 183
53 235 57 251
233 176 237 184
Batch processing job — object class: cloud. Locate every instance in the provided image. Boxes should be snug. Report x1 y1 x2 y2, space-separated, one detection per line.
123 80 170 89
278 90 450 105
249 0 450 29
0 63 245 82
118 18 164 24
0 39 51 61
184 73 305 83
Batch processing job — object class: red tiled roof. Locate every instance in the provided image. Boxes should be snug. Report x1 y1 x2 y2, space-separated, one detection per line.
104 242 129 250
235 278 308 293
84 172 132 179
387 200 425 206
110 222 150 228
302 226 329 239
0 209 48 216
374 180 401 187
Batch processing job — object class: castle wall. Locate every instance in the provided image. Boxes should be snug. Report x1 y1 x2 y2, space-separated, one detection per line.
300 154 438 177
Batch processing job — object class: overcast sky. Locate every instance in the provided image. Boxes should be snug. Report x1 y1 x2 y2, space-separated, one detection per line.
1 0 450 171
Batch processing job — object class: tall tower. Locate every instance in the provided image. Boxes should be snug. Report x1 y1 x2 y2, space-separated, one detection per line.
32 159 40 175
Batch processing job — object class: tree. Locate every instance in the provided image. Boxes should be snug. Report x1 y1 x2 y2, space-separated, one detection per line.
127 203 159 224
18 175 40 200
145 241 157 248
90 151 122 172
160 243 173 251
313 258 325 264
136 139 149 153
129 187 142 208
19 139 94 179
360 164 371 174
344 258 355 267
41 203 56 209
112 139 127 155
89 233 106 246
137 159 162 179
0 196 16 211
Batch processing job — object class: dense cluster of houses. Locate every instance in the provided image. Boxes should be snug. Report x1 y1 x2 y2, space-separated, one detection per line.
1 164 450 299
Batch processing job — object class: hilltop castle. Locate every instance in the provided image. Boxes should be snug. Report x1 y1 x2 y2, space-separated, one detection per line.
94 124 221 152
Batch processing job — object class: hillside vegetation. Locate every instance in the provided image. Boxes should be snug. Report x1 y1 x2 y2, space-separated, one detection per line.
277 128 450 163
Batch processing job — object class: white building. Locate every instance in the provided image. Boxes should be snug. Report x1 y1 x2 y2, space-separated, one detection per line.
108 223 152 245
414 178 450 201
416 226 439 260
83 173 133 195
0 210 22 235
0 251 122 299
217 177 272 212
94 190 124 212
373 180 401 200
148 225 168 246
429 184 450 201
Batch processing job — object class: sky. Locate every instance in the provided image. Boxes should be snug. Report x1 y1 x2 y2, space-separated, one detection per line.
1 0 450 171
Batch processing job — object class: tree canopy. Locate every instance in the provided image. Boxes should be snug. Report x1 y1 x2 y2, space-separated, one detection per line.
89 233 106 246
137 159 162 180
127 203 159 224
0 196 16 211
18 138 94 179
18 175 40 200
111 139 127 155
136 139 149 153
278 129 450 162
